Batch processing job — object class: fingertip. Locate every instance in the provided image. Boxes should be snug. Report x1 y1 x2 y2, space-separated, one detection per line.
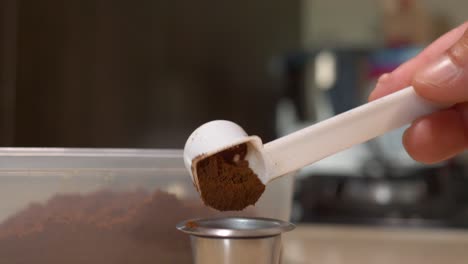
403 110 467 164
402 127 435 164
368 73 391 101
402 122 445 164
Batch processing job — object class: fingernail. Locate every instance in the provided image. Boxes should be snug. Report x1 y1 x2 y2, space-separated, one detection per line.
415 55 462 87
374 73 391 91
377 73 390 85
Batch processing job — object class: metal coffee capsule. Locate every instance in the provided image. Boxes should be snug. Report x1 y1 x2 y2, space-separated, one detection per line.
177 217 295 264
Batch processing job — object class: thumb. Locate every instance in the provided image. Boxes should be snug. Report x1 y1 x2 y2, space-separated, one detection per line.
413 26 468 104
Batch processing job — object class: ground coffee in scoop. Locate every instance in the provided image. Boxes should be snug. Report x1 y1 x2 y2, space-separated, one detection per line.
196 144 265 211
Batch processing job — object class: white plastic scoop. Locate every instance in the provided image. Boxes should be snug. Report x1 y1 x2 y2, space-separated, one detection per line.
184 86 444 187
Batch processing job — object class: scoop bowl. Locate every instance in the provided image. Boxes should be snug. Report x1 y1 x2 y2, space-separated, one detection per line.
183 120 269 190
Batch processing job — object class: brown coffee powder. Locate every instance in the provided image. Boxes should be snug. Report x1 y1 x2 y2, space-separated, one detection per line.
0 189 217 264
0 187 260 263
196 144 265 211
186 221 198 228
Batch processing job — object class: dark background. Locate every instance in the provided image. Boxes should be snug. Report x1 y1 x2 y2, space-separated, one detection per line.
0 0 299 148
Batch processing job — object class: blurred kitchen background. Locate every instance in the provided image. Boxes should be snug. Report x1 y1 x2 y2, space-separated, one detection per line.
1 0 468 228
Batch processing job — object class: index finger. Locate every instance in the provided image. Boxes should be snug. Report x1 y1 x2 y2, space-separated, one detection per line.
369 21 468 101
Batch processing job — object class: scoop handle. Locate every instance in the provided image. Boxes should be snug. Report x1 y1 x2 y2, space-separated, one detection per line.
263 86 445 181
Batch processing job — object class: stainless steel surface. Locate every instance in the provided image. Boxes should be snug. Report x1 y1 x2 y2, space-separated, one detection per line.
191 236 283 264
177 217 295 238
177 217 295 264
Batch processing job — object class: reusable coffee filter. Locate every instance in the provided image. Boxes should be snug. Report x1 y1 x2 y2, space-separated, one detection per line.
177 217 295 264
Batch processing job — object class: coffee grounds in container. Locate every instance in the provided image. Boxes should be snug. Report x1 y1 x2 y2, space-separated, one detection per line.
0 190 215 264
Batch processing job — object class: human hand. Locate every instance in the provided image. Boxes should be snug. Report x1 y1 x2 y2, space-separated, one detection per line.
369 21 468 164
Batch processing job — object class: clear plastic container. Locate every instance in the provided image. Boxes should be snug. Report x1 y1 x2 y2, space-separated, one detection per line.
0 148 294 263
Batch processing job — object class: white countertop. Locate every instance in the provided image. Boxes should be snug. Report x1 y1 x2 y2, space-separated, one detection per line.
283 224 468 264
